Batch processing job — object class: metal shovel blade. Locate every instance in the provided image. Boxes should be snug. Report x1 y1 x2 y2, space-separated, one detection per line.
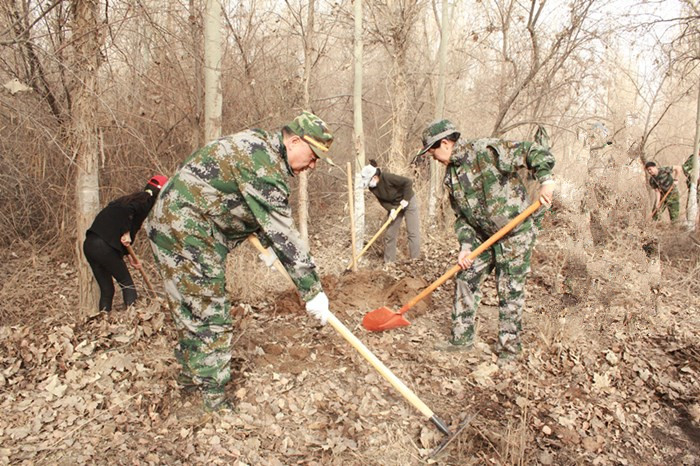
362 306 411 331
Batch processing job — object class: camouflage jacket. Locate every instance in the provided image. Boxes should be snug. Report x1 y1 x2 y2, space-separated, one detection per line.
157 129 322 301
682 154 699 184
444 138 555 246
648 166 675 193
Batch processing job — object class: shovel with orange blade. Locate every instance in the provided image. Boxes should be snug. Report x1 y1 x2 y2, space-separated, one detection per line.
362 201 543 332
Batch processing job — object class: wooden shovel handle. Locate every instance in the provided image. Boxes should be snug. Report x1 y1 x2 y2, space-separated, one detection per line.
347 203 405 270
397 201 542 315
125 244 156 297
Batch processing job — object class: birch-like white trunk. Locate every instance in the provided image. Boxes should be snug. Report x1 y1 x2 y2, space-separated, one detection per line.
298 0 316 246
203 0 223 141
688 76 700 231
353 0 366 254
428 0 450 220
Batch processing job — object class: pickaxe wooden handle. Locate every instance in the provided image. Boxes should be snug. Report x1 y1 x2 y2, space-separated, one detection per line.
248 234 451 436
125 244 156 298
650 185 674 219
346 203 405 270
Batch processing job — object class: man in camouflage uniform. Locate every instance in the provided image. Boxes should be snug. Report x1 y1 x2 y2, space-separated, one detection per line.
416 119 555 360
148 111 334 411
644 161 681 222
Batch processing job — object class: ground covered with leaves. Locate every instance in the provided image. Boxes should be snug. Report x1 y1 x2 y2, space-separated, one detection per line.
1 204 700 465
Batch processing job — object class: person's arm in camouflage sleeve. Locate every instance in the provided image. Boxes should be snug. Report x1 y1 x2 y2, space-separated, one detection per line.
514 141 556 206
449 190 478 269
237 165 322 302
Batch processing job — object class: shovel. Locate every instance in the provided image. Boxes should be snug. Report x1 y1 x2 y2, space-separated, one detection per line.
346 204 405 271
125 244 156 298
248 234 471 451
649 185 674 220
362 201 542 332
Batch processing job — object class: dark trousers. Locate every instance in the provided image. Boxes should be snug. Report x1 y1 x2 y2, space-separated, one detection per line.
83 232 136 311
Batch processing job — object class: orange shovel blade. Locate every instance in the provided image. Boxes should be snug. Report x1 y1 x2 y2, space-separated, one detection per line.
362 306 411 332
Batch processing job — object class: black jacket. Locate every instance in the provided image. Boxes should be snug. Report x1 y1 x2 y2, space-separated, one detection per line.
87 194 154 254
369 172 414 211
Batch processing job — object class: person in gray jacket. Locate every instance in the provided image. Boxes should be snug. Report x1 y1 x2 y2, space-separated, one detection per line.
360 159 421 263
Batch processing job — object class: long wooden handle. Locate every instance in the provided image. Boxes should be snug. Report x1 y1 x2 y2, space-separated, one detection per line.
346 203 405 270
650 186 674 219
249 234 437 420
397 201 542 314
125 244 156 297
326 313 435 418
248 236 296 288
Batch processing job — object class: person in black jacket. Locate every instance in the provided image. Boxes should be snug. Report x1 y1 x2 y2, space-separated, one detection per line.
360 160 421 263
83 175 168 311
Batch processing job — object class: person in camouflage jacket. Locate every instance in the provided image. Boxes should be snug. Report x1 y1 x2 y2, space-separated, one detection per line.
147 111 334 411
417 119 555 360
644 161 681 222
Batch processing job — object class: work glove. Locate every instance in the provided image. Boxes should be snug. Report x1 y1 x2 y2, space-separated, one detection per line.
305 292 330 326
399 199 409 209
259 246 277 268
120 232 132 246
389 209 399 221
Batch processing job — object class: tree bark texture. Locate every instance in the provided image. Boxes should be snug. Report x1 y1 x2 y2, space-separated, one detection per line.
353 0 366 254
72 0 102 315
204 0 223 141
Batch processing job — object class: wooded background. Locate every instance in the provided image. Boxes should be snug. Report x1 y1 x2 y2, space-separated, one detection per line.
3 3 700 463
1 0 699 266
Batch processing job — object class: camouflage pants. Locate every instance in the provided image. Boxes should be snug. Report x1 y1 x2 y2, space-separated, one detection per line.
652 188 679 222
147 206 233 404
452 228 536 355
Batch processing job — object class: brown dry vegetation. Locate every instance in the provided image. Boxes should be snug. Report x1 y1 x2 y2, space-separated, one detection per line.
1 178 700 464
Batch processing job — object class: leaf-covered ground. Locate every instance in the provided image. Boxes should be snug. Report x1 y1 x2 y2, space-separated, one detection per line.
1 206 699 465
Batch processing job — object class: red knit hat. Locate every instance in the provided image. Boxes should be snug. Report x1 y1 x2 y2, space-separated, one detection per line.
147 175 168 190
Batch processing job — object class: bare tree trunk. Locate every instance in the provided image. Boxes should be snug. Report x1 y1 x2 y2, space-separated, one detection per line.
353 0 366 254
204 0 222 141
72 0 102 315
428 0 450 220
297 0 315 246
190 0 204 148
689 76 700 231
389 59 409 167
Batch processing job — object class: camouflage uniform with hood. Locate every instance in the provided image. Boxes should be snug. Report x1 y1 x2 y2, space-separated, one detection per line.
418 120 555 357
147 112 332 410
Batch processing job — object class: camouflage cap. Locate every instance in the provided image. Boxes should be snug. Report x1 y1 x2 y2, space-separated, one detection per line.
287 111 335 165
417 119 460 156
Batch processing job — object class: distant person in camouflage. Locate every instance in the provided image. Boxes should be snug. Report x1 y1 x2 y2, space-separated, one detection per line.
417 119 555 361
148 111 334 411
645 161 681 222
681 152 700 227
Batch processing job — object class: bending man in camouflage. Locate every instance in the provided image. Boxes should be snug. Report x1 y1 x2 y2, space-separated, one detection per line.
148 111 333 410
417 120 555 360
645 161 681 222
